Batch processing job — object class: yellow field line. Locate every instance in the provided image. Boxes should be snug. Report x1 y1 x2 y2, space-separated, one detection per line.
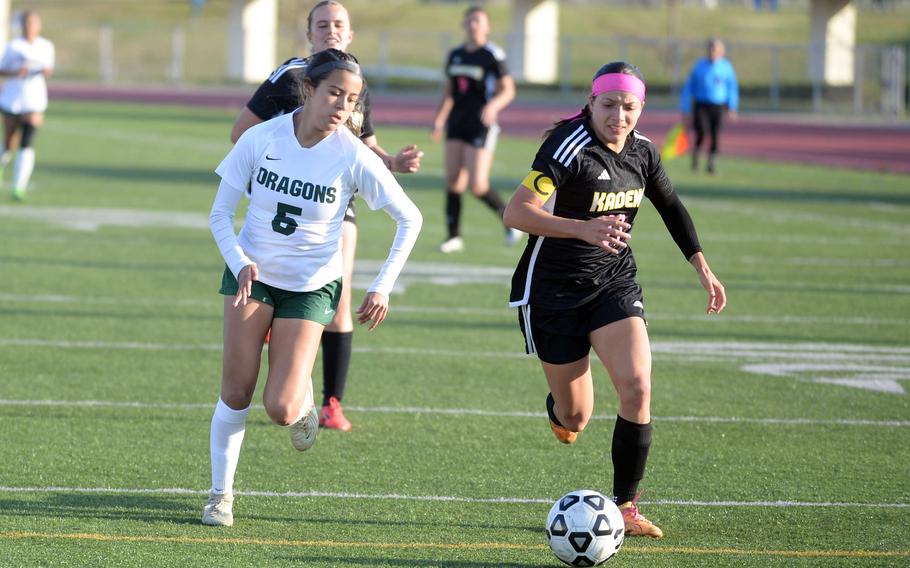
2 531 908 558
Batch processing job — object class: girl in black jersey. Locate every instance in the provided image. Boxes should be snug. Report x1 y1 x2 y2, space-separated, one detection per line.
504 62 726 539
229 1 423 433
431 5 517 253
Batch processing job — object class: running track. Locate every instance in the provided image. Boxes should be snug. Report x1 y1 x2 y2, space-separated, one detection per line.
51 83 910 174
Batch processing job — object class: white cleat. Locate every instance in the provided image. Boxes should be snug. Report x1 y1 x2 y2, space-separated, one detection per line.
201 492 234 526
439 236 464 254
289 405 319 451
506 227 524 246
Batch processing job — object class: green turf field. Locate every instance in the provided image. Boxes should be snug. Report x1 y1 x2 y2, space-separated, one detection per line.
0 100 908 567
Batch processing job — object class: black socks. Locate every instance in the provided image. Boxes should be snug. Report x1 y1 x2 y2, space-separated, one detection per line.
321 331 352 406
445 191 462 239
611 415 653 504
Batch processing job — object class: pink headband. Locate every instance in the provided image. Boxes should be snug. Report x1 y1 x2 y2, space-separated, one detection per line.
563 72 646 120
592 73 646 102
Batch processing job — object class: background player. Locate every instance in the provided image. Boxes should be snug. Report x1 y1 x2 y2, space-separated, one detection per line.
0 9 54 201
504 61 726 539
230 0 422 432
679 38 739 174
204 49 422 527
431 5 517 253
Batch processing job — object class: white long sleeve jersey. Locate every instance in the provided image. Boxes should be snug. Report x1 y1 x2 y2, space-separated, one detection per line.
212 111 421 295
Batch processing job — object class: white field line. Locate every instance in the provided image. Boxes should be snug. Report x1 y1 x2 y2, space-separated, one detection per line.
0 294 907 327
0 399 907 427
3 337 910 360
692 200 910 237
0 485 906 509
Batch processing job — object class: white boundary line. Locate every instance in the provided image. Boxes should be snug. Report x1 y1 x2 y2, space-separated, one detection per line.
3 294 908 326
0 485 906 509
0 399 907 427
3 338 910 357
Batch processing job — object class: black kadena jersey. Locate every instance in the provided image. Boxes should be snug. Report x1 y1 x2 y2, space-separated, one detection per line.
509 119 702 310
445 44 509 126
246 57 375 140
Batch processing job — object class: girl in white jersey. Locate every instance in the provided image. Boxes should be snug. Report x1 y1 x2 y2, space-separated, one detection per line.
231 1 423 433
0 10 54 201
203 49 422 527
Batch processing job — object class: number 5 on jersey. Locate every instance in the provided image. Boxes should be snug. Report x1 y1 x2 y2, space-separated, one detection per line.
272 202 301 235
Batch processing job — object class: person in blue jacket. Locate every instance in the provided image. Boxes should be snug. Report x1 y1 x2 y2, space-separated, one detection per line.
679 39 739 174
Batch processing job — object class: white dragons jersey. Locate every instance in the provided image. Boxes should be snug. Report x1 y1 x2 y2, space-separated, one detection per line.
215 110 407 292
0 36 54 114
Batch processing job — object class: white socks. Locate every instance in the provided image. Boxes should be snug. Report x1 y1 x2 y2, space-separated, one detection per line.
209 398 250 495
13 148 35 192
292 377 316 424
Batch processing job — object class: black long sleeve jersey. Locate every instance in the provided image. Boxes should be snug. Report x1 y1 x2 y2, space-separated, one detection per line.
509 119 702 310
246 56 375 140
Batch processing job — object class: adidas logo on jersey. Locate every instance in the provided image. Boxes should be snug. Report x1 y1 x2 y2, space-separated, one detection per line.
598 170 610 180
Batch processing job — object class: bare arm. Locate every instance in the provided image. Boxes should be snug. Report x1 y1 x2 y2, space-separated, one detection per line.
230 106 264 144
431 80 454 143
480 74 515 127
688 251 726 314
362 134 423 174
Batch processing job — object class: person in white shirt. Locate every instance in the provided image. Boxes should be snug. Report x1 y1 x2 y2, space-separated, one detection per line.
202 48 422 527
0 10 54 200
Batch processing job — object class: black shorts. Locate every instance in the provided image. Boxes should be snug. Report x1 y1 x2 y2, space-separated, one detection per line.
446 119 499 151
344 196 356 224
517 284 646 365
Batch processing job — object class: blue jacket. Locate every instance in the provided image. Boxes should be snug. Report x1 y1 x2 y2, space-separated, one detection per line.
679 57 739 112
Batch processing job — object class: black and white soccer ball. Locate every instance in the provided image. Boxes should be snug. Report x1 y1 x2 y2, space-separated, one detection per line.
545 489 624 566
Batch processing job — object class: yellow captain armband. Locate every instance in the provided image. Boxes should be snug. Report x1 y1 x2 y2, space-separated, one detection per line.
521 170 556 201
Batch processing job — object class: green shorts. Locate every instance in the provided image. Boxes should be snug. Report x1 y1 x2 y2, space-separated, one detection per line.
219 267 342 325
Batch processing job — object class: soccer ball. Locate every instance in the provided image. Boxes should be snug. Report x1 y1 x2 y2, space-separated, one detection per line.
545 489 624 566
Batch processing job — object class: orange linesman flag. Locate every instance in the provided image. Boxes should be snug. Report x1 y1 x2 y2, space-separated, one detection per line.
661 122 689 160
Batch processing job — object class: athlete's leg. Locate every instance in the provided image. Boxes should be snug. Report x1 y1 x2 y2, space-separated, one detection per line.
205 296 273 525
12 112 42 198
706 104 723 173
1 113 20 186
441 140 469 251
589 317 662 538
321 219 356 431
541 356 595 434
220 297 272 408
262 318 324 426
691 103 707 171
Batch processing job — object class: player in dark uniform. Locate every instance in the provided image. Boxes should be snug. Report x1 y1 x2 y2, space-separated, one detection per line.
504 61 726 539
229 1 422 432
431 5 517 253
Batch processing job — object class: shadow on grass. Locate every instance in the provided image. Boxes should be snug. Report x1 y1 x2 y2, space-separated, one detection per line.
41 163 219 186
0 494 201 526
273 556 549 568
52 103 232 126
0 493 544 537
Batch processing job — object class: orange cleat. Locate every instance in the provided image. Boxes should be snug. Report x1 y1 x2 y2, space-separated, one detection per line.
546 393 578 444
320 396 352 432
619 497 664 539
549 420 578 444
